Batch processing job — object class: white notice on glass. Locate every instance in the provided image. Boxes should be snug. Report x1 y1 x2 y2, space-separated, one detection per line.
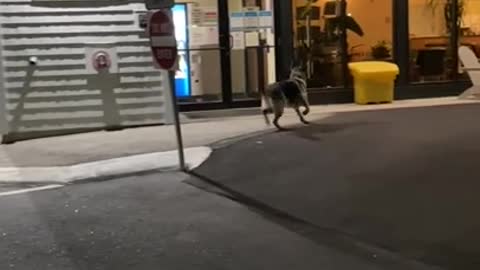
205 26 219 45
243 11 258 30
190 26 219 47
258 11 273 29
245 32 259 47
230 12 244 31
201 6 218 26
231 32 245 50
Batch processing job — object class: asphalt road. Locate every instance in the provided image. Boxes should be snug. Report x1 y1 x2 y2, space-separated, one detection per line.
0 172 431 270
194 103 480 270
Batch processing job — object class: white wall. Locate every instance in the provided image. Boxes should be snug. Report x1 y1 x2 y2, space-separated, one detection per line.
463 0 480 34
409 0 446 36
347 0 392 47
409 0 480 37
0 0 169 139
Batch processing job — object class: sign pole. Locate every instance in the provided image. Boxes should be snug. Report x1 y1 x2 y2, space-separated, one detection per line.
148 7 185 171
168 69 186 171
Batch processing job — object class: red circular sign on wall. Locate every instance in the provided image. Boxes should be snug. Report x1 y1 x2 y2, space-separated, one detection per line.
149 9 178 70
92 50 111 71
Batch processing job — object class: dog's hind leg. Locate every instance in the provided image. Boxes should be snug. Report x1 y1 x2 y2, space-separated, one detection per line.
302 106 310 116
295 107 310 125
301 95 310 116
262 108 272 125
273 114 284 130
272 101 287 131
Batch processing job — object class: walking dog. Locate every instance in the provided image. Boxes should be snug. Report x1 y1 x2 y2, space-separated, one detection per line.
261 66 310 130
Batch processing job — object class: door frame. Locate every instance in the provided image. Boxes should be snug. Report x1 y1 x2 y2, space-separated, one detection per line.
180 0 291 111
218 0 233 106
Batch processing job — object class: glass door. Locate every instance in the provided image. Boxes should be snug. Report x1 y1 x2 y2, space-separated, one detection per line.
172 0 278 107
228 0 277 101
172 1 224 104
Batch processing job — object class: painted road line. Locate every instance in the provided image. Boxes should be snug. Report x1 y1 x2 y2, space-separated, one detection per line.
0 185 63 197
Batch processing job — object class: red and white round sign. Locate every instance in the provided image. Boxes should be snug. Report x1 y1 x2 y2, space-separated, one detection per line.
149 9 178 70
92 50 111 71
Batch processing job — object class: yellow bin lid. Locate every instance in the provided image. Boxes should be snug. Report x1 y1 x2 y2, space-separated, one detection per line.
348 61 399 77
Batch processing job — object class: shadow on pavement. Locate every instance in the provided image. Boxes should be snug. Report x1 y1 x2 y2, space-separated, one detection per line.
291 121 382 142
186 171 435 270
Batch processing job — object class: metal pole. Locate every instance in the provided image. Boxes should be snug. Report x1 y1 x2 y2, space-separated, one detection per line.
168 70 186 171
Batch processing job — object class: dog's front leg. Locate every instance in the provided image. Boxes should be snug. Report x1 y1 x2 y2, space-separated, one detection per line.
301 95 310 115
295 107 310 125
303 106 310 116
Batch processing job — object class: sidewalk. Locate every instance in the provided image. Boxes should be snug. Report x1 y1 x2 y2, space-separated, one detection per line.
0 96 478 183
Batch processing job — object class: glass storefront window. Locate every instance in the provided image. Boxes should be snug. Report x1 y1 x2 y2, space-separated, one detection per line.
173 0 223 103
458 0 480 80
292 0 393 88
408 0 455 83
292 0 344 88
346 0 393 64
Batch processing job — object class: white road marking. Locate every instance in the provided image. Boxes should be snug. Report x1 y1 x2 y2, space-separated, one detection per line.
0 185 63 197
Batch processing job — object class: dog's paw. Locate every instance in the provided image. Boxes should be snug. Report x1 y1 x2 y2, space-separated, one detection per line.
275 126 291 132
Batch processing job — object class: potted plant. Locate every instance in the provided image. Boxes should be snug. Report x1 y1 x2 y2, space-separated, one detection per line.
425 0 465 78
426 0 464 34
371 40 391 60
296 0 364 78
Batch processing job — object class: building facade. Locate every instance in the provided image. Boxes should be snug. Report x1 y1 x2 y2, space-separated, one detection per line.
0 0 475 140
174 0 473 110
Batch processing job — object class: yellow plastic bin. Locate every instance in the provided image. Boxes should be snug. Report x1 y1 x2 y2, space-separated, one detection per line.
348 61 399 105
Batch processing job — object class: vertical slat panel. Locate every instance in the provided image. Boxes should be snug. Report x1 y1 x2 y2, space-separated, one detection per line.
0 0 167 139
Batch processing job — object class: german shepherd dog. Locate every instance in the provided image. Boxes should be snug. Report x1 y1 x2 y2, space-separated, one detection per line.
261 66 310 130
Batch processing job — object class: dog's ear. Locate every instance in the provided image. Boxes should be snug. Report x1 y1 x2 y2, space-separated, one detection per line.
291 51 300 70
299 61 307 72
290 59 297 70
291 53 304 70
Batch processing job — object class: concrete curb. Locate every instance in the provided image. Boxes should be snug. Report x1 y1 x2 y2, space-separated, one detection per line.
1 97 478 185
0 147 212 184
